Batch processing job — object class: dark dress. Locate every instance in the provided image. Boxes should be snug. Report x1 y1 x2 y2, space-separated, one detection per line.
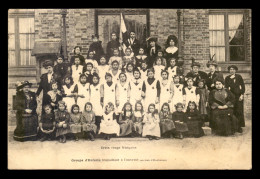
185 109 204 137
146 44 162 68
88 41 105 63
172 111 189 132
36 73 58 114
225 74 245 128
39 113 55 139
13 91 38 141
159 112 175 135
197 87 209 115
164 47 179 67
209 88 238 136
124 38 140 56
206 71 224 91
55 110 71 137
185 71 208 87
53 63 69 87
106 40 121 59
118 112 135 136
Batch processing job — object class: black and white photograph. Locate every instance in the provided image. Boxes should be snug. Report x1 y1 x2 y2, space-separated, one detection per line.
7 8 252 169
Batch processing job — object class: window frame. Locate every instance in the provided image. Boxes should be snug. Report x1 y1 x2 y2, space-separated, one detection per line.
209 9 248 63
94 8 150 37
8 11 35 68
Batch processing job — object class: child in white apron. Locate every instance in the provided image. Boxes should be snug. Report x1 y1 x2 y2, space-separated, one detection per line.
115 73 130 114
100 73 116 112
75 74 90 112
62 76 76 112
108 60 121 84
90 73 103 132
153 57 165 80
125 62 135 82
96 56 109 85
139 61 148 80
71 57 83 84
159 70 174 111
171 75 185 113
183 77 200 112
99 102 120 140
142 68 160 112
129 68 144 107
167 58 178 82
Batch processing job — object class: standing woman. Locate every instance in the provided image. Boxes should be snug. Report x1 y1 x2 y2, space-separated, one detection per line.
225 65 245 133
36 60 56 114
13 81 38 141
146 37 161 69
164 35 179 67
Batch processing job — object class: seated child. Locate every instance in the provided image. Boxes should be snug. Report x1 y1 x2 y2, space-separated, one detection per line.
138 61 148 80
159 103 175 138
133 102 145 137
185 101 204 137
153 57 166 80
85 51 99 70
172 103 188 139
55 101 71 143
39 104 56 142
99 102 120 140
69 104 82 141
118 102 135 137
157 49 167 67
81 102 97 141
142 103 161 140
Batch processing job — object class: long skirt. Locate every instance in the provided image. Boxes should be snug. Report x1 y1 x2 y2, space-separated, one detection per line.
142 122 160 137
133 122 143 135
99 121 120 136
160 120 175 135
82 123 97 133
119 120 134 136
186 120 204 136
70 123 82 133
56 123 70 137
174 121 189 132
212 108 238 136
13 113 38 141
234 97 245 128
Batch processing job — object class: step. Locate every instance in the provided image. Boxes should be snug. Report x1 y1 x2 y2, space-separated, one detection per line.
110 137 149 141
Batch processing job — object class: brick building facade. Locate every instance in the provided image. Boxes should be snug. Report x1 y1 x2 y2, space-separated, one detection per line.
8 8 252 122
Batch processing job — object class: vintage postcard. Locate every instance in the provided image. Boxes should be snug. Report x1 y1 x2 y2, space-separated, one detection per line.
8 8 252 170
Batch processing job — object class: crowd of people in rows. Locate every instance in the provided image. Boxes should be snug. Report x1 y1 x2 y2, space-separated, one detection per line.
13 33 246 143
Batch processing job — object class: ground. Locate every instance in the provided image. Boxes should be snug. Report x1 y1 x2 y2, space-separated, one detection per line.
8 119 252 170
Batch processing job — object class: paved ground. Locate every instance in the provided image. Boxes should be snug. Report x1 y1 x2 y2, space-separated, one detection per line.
8 119 252 170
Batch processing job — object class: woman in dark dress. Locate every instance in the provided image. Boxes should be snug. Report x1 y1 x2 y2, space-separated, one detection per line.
225 65 245 133
146 37 162 69
164 35 179 67
209 77 238 136
88 34 105 64
13 81 38 141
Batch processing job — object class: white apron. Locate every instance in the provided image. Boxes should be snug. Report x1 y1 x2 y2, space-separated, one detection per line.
153 65 165 80
62 84 76 112
167 66 177 82
184 86 199 111
77 83 90 112
159 80 172 111
171 84 184 112
109 70 121 84
129 79 143 107
71 65 83 84
144 79 158 112
116 82 129 113
97 65 109 85
103 82 116 110
99 112 120 136
90 84 103 116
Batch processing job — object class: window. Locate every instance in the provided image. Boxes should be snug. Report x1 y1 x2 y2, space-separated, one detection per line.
95 9 149 53
8 11 35 67
209 11 246 62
